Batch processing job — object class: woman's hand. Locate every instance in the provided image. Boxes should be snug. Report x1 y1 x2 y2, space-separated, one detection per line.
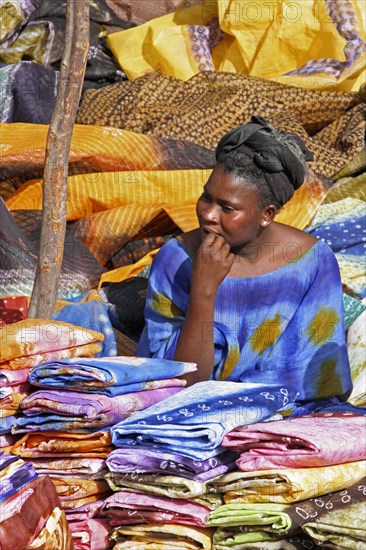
192 233 235 297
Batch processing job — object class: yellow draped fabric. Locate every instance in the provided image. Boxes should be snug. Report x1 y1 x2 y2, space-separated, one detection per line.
107 0 366 91
6 168 326 286
213 460 366 504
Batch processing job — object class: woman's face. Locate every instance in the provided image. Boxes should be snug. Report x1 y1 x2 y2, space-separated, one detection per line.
196 165 270 250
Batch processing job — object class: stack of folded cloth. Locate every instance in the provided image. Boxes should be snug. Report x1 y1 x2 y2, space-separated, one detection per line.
10 355 197 550
0 318 105 447
106 381 296 549
0 450 74 549
205 411 366 549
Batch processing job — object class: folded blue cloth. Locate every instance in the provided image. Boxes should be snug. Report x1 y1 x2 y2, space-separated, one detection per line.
111 381 296 460
29 356 196 396
0 455 38 503
0 415 17 435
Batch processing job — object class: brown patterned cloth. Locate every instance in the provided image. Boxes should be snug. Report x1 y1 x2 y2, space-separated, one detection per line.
0 475 74 550
76 71 366 178
105 0 182 26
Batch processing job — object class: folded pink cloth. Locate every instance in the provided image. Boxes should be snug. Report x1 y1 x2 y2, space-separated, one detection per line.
222 412 366 470
99 490 210 528
0 369 31 387
69 518 111 550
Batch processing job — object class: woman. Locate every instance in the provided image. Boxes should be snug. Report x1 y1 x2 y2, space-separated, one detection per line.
137 117 352 402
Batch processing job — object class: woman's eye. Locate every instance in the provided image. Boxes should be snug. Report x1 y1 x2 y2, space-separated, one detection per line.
222 205 234 212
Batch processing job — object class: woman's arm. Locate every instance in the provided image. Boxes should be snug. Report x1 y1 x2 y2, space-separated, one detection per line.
174 233 234 384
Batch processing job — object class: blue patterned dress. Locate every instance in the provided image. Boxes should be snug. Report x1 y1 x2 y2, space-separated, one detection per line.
137 237 352 401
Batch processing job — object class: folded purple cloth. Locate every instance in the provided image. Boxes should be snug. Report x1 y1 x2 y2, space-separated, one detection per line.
106 447 240 482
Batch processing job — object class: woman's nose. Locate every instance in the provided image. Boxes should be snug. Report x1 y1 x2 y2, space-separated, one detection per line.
202 204 219 222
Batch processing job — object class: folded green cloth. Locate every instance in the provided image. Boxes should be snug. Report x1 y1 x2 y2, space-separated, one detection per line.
206 503 291 533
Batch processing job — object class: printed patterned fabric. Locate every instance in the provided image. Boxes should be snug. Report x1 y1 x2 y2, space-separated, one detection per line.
76 71 365 179
106 471 209 500
106 0 365 91
0 475 72 550
208 477 366 549
306 198 366 299
222 412 366 470
100 490 211 527
105 0 182 25
137 237 352 402
11 430 113 458
50 477 111 510
28 356 195 396
111 523 213 550
69 518 111 550
14 387 183 432
106 447 239 482
0 319 104 365
111 382 295 460
0 61 58 125
286 0 366 80
211 460 366 504
348 309 366 407
299 481 366 549
0 454 38 503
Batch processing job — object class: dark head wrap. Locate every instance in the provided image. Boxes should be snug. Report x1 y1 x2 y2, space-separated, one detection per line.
215 116 314 206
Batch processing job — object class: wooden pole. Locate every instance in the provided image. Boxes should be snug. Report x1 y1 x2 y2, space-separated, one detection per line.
28 0 90 319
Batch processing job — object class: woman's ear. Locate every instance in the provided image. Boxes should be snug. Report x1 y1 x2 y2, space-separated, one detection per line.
260 205 277 227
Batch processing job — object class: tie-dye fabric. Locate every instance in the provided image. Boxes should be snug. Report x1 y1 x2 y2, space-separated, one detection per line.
50 476 110 510
137 238 351 401
11 430 113 459
100 490 210 528
29 457 107 479
111 381 295 460
28 356 196 396
0 415 18 435
106 447 239 482
0 319 104 363
208 460 366 504
13 387 183 433
222 412 366 470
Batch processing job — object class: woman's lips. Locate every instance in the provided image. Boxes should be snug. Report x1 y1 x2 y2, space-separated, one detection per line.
201 226 221 236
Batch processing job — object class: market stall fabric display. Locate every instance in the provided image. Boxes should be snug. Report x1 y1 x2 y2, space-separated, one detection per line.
1 0 366 548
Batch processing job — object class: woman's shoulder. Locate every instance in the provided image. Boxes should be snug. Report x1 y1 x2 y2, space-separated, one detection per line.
274 222 317 250
151 234 193 273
